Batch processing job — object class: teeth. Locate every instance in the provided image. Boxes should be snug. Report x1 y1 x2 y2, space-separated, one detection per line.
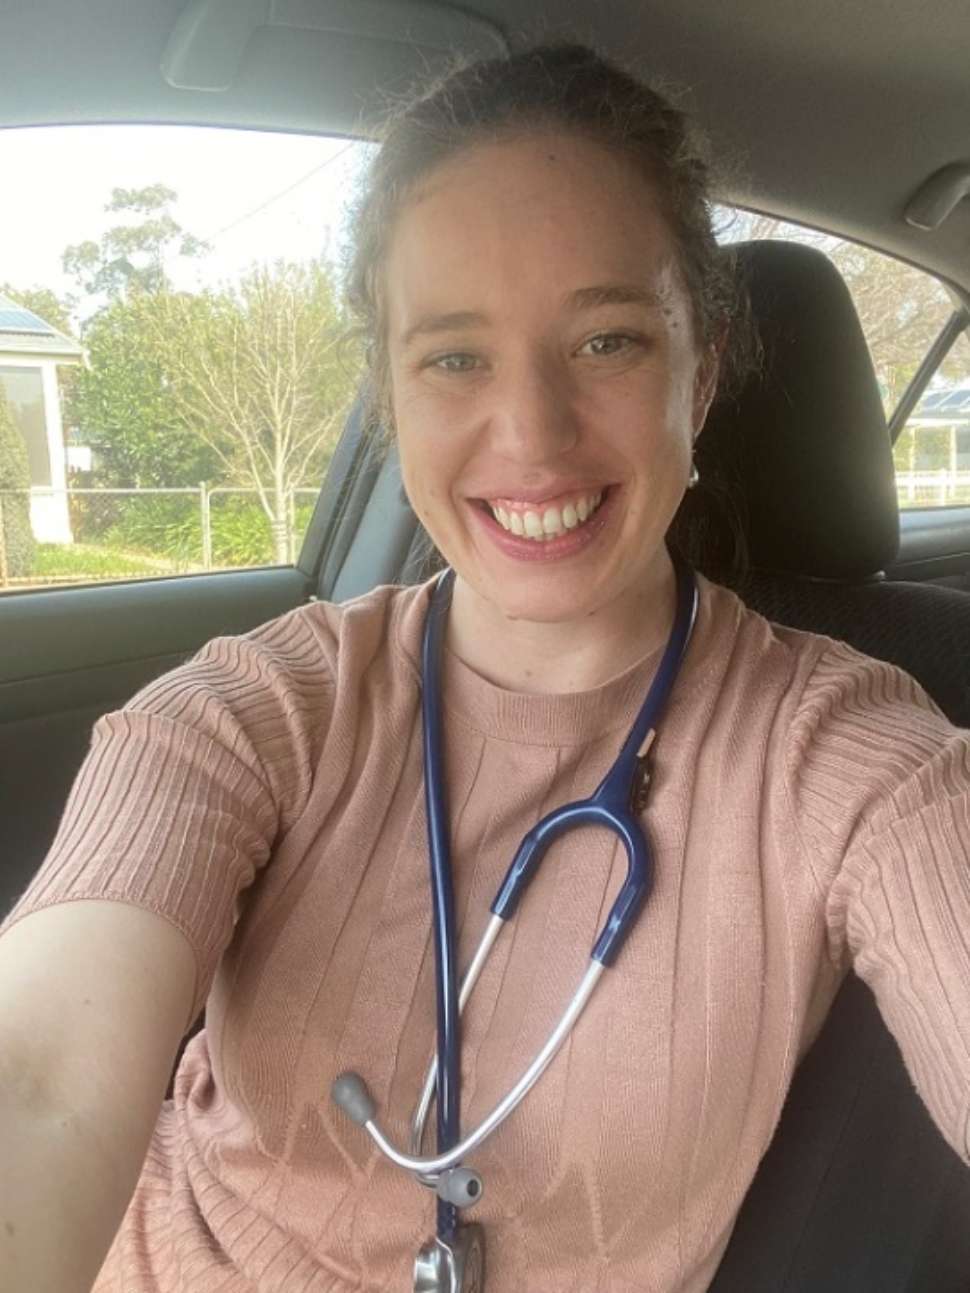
542 507 563 536
488 490 605 540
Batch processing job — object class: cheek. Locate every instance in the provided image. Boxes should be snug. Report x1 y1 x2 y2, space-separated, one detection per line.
395 419 457 530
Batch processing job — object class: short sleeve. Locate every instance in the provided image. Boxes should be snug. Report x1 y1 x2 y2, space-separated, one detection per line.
1 611 332 1025
786 640 970 1163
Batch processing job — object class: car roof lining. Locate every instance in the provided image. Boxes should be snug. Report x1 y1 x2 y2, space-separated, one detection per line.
3 0 969 292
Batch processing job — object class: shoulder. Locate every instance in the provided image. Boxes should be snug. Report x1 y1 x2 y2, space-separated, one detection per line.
128 579 430 722
692 574 833 701
698 574 945 727
784 632 970 835
106 579 433 824
698 575 970 863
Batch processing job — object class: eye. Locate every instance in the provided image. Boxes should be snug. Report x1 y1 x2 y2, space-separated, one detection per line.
428 351 480 373
579 332 643 358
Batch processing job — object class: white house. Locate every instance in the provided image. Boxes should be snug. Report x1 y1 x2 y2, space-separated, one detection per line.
907 385 970 470
0 294 86 543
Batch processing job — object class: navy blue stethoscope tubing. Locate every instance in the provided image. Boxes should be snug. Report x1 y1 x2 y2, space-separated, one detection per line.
419 568 462 1240
420 554 698 1242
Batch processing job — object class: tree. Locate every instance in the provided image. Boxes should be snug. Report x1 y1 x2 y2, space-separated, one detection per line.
68 296 223 488
0 395 35 579
62 184 222 490
141 260 360 561
62 184 209 304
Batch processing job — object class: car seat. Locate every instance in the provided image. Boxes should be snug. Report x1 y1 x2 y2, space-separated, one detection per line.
700 241 970 1292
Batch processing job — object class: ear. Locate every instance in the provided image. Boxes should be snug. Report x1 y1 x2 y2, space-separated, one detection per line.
691 334 724 440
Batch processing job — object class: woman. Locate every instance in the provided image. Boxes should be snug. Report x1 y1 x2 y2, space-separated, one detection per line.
1 43 968 1293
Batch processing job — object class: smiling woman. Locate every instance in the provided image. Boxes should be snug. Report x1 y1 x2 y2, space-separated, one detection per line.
384 132 714 683
2 39 970 1293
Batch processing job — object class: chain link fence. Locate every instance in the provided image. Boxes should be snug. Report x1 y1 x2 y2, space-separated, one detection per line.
0 485 319 589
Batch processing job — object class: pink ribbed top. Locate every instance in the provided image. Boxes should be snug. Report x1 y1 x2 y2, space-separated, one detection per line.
4 574 970 1292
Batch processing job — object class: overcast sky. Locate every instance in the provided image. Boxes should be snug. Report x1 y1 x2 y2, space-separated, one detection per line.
0 123 372 323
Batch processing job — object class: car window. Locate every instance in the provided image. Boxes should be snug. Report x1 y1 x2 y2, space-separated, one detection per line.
719 209 967 512
0 125 372 594
894 332 970 509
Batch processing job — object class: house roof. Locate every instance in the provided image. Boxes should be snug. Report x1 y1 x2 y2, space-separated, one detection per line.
910 383 970 430
0 293 84 360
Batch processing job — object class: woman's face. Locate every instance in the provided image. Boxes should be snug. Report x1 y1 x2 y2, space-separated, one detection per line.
384 131 718 626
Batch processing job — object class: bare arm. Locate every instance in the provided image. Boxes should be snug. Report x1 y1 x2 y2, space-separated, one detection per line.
0 900 197 1293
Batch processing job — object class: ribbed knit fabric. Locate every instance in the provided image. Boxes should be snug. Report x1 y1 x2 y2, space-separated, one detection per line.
4 574 970 1292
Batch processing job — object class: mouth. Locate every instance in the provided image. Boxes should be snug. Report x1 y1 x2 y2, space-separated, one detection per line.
476 487 609 542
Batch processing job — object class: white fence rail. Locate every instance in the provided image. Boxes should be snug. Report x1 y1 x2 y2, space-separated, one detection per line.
0 484 320 587
895 469 970 507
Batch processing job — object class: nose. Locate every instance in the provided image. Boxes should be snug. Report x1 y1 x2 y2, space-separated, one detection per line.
485 353 580 464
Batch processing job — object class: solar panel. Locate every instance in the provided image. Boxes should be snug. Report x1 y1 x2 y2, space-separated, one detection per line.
0 307 54 335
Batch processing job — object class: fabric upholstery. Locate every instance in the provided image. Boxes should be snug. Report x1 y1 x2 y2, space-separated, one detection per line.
705 240 970 1291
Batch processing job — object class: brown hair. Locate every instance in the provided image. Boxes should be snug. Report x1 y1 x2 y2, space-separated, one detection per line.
344 42 755 578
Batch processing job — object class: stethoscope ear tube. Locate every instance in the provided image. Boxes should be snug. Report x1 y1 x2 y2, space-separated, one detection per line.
331 556 699 1281
420 569 463 1242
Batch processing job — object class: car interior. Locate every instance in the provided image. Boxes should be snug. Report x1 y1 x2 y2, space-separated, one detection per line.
2 1 970 1289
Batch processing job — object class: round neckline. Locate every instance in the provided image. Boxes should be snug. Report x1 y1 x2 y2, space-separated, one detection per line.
439 633 667 746
392 570 728 748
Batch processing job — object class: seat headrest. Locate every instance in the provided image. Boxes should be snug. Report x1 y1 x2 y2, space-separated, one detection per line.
688 240 900 582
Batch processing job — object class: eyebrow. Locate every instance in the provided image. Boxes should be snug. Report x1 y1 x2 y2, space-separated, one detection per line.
400 310 487 349
399 283 665 349
565 283 666 311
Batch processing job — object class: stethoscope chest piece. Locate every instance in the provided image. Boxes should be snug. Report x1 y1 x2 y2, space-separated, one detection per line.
414 1223 485 1292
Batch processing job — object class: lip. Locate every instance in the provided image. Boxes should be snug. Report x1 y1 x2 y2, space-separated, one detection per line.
471 482 611 508
467 486 617 562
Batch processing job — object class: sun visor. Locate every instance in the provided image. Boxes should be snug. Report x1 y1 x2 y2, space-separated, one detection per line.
161 0 507 132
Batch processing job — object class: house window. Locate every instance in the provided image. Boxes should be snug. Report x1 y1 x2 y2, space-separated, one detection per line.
0 366 51 487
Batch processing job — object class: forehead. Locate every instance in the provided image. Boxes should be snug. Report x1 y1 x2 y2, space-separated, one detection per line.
383 132 685 330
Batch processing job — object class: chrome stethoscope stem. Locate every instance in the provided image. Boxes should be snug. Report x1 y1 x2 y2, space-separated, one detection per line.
410 914 505 1161
358 960 605 1177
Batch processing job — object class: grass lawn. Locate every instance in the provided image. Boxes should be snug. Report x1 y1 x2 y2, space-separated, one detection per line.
30 543 179 580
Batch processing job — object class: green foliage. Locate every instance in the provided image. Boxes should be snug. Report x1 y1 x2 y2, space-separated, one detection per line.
100 496 201 568
62 184 210 303
144 259 360 490
91 495 316 569
69 296 224 488
0 397 36 577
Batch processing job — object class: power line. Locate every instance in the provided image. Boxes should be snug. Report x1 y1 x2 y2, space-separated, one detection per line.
203 140 358 243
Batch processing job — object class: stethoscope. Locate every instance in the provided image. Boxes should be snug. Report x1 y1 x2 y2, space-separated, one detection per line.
332 554 698 1292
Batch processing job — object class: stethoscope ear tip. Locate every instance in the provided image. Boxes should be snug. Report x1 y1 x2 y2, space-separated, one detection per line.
331 1072 377 1126
436 1166 484 1208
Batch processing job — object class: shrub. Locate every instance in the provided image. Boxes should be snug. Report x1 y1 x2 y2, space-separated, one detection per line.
0 397 35 578
103 495 201 568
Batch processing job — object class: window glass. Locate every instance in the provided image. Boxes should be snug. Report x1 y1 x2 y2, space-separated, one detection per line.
893 332 970 507
0 366 51 486
0 125 372 593
718 209 963 511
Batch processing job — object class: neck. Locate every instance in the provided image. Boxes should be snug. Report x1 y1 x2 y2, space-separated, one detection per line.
445 556 678 695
